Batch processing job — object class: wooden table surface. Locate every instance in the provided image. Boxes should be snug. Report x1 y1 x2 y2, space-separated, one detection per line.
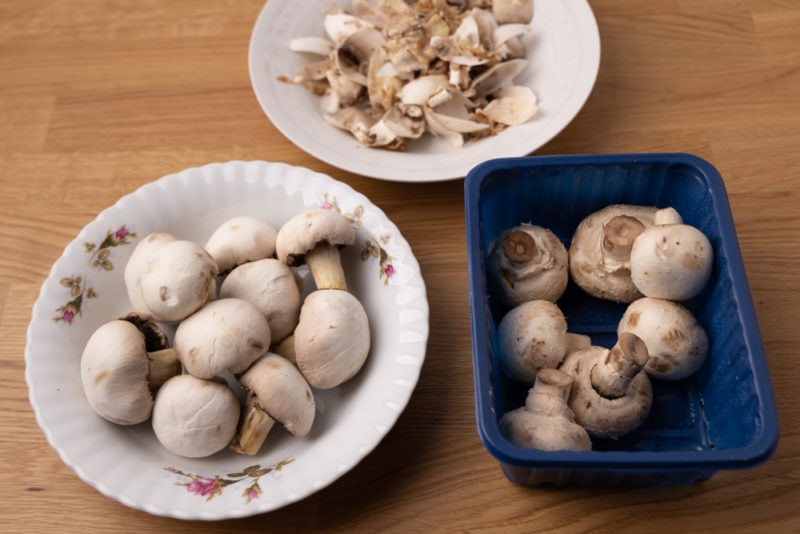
2 1 798 531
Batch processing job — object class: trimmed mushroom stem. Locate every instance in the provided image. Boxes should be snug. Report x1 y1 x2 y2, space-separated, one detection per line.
590 332 649 399
231 394 276 456
602 215 645 263
305 242 348 291
525 368 575 419
501 230 541 264
565 333 591 356
147 348 180 389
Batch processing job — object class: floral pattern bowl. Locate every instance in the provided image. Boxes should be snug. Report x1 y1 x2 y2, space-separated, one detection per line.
25 161 429 519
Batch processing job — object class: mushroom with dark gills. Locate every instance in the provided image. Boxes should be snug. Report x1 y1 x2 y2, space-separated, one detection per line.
173 298 271 380
231 353 316 455
559 332 653 440
488 223 569 307
568 205 682 303
275 208 356 291
151 374 241 458
617 297 709 380
499 368 591 452
497 300 591 384
80 313 180 425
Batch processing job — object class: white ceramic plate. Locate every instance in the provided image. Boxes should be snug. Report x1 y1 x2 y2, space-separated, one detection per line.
25 161 429 520
248 0 600 182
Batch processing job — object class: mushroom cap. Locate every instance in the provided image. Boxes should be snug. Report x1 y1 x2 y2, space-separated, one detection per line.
488 223 569 307
499 369 591 451
493 0 535 24
124 232 177 313
559 345 653 440
219 258 301 343
569 204 660 303
629 223 714 301
239 353 316 438
204 216 278 274
294 289 371 389
497 300 568 384
275 209 356 267
151 374 240 458
174 298 271 379
618 297 709 380
80 319 153 425
137 239 218 322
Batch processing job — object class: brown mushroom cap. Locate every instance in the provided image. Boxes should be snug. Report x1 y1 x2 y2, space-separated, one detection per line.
151 374 240 458
488 223 569 307
559 333 653 440
219 258 301 343
293 289 370 389
569 204 661 303
174 298 271 379
618 297 709 380
499 368 591 451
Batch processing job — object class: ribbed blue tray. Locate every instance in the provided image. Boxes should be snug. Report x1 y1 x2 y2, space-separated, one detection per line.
465 153 779 486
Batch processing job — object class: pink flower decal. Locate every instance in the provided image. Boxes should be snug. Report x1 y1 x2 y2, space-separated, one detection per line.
187 477 223 499
165 459 292 504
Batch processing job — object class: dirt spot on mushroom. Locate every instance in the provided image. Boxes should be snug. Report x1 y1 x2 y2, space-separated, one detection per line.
248 338 265 352
93 369 109 387
660 328 687 351
681 253 702 271
625 311 641 328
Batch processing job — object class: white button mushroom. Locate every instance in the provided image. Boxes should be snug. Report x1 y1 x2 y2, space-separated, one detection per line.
173 298 271 380
493 0 534 24
137 239 218 322
499 368 591 451
151 374 240 458
497 300 589 384
293 289 370 389
275 209 356 291
123 231 176 314
559 333 653 440
618 297 709 380
629 222 714 301
231 353 316 455
218 258 302 344
569 205 677 303
204 216 278 274
488 223 569 307
80 314 180 425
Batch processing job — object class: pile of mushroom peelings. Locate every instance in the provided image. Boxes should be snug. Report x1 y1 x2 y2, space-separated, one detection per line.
280 0 539 149
489 204 714 451
79 209 370 458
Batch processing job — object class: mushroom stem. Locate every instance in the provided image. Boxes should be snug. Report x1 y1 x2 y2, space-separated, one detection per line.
501 230 541 264
590 332 649 399
654 207 683 225
273 334 297 365
305 242 348 291
602 215 646 263
147 348 180 389
565 332 591 356
230 394 276 456
525 368 575 419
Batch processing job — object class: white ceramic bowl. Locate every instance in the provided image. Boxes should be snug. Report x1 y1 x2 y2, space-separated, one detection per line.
25 161 429 519
249 0 601 182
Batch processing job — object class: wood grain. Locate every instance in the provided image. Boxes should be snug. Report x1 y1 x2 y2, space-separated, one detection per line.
2 0 799 531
